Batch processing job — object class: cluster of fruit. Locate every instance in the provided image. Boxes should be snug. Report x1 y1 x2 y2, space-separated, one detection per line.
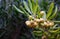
25 18 54 28
25 11 54 28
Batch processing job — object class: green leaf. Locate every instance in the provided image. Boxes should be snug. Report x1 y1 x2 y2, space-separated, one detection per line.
31 0 38 14
54 21 60 23
46 2 54 19
13 5 24 14
20 6 30 16
35 0 39 12
33 31 43 36
52 24 58 29
23 1 32 14
49 29 59 33
49 6 58 19
28 0 33 13
36 5 41 18
32 2 35 13
33 31 42 34
32 0 38 14
36 0 38 3
31 0 35 14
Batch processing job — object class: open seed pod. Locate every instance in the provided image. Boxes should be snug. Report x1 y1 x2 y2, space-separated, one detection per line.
25 21 32 27
49 21 54 27
44 22 50 27
40 18 44 23
34 19 41 23
33 22 38 26
25 20 38 28
30 21 38 28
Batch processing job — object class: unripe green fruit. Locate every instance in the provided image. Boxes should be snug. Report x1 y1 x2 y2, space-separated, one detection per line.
29 16 33 20
40 11 45 15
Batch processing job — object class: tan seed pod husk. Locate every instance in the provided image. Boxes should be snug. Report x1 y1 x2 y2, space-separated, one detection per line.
25 21 34 28
44 22 50 27
40 18 44 22
25 21 31 26
30 21 38 28
30 20 34 24
49 22 54 27
42 35 47 39
46 21 50 24
25 20 38 28
33 22 38 26
34 19 41 23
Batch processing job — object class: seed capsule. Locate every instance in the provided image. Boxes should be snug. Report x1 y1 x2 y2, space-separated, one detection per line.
34 19 41 23
33 22 38 26
30 20 34 24
42 35 47 39
30 21 38 28
40 18 44 22
44 22 49 27
49 22 54 26
25 21 31 26
25 20 37 28
46 21 50 24
40 11 45 15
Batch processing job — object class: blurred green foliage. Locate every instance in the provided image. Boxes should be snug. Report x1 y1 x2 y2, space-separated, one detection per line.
0 0 34 39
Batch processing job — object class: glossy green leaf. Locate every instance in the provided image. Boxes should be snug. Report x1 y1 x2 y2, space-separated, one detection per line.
47 2 54 19
28 0 33 13
23 1 32 14
31 0 35 13
34 4 38 14
49 6 58 19
36 5 41 18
